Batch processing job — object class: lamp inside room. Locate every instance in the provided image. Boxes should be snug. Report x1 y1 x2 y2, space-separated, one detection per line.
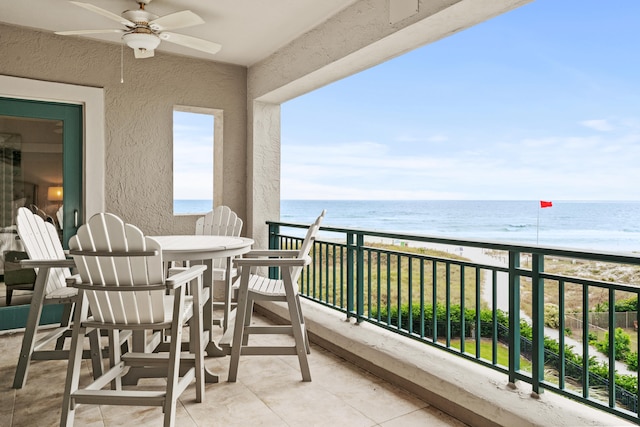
48 186 63 202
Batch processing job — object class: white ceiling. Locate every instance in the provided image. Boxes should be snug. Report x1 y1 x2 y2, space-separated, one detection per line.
0 0 358 67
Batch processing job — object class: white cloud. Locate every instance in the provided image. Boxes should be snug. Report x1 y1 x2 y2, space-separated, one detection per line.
581 119 614 132
281 127 640 200
394 133 449 143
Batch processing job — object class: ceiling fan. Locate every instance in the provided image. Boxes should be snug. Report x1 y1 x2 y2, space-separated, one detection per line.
55 0 221 59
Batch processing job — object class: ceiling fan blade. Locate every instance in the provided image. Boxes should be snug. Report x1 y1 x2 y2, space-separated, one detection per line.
160 32 222 55
149 10 204 32
134 48 155 59
69 1 135 27
55 29 125 36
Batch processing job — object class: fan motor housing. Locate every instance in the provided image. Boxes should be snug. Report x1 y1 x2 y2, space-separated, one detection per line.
122 9 158 26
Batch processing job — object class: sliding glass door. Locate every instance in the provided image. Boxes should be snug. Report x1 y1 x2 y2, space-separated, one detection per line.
0 96 82 327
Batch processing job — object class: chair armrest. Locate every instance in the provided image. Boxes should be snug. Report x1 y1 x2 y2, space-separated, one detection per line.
73 282 167 292
65 274 82 286
19 258 76 269
243 249 299 258
165 264 207 289
234 256 310 268
68 249 158 257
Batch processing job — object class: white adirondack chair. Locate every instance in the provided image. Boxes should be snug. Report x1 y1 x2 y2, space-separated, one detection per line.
12 207 103 389
174 205 243 330
61 213 207 427
199 206 243 330
227 210 325 382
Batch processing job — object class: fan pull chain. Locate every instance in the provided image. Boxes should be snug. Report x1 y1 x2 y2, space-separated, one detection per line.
120 42 124 84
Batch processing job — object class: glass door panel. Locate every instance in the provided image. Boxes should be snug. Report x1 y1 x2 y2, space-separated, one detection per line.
0 116 63 226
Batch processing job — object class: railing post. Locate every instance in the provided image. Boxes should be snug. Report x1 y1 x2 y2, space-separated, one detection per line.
608 287 616 409
346 232 355 319
268 223 280 279
508 250 521 387
531 252 545 397
356 233 364 322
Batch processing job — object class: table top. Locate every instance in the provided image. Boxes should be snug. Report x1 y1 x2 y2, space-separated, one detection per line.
151 235 254 261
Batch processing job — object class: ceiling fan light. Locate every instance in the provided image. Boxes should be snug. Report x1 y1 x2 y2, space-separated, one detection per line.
122 32 160 51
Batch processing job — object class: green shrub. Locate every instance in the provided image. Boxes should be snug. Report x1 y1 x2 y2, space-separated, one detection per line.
369 303 639 396
591 296 636 313
544 304 560 328
370 303 508 340
626 351 638 371
615 296 637 312
594 328 631 361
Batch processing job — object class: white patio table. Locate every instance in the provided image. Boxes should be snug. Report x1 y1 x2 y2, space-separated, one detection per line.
152 235 254 356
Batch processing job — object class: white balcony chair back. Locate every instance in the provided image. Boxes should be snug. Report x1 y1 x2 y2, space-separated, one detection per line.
61 213 206 427
196 205 243 237
17 206 72 297
192 205 243 330
195 205 243 276
12 207 103 389
227 210 325 382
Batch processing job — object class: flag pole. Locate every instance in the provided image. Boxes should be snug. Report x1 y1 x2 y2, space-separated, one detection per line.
536 206 540 244
537 201 553 245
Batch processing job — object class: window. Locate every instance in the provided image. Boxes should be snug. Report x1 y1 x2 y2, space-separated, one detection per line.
173 107 216 214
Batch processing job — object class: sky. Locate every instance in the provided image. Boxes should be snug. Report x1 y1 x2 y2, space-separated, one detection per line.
280 0 640 201
173 110 214 200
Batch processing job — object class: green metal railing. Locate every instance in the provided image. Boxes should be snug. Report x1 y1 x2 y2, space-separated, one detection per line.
268 220 640 424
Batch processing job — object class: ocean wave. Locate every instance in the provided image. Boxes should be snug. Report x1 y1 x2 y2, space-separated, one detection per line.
505 224 530 230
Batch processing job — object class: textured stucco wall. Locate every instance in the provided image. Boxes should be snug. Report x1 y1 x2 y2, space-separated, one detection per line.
0 23 247 236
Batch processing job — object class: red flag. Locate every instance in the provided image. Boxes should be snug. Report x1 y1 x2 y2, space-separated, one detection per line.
540 200 553 208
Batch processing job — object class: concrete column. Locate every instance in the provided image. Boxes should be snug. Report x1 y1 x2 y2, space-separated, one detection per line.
247 101 280 249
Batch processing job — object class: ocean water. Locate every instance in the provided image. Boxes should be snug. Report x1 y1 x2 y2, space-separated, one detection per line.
281 200 640 253
174 199 640 252
174 199 213 215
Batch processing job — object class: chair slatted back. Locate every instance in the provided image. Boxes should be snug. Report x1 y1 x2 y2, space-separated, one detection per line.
196 205 243 237
69 213 166 324
16 207 71 296
196 205 243 270
291 210 325 283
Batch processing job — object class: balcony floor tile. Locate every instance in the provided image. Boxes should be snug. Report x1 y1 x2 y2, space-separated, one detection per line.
1 315 467 427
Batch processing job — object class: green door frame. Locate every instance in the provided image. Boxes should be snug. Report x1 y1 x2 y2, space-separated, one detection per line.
0 96 83 330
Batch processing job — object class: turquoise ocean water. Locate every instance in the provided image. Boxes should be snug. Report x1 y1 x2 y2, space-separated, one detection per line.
175 200 640 253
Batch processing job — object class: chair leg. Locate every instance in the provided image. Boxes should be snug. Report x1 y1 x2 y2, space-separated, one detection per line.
6 287 13 306
222 256 233 331
283 273 311 381
285 291 311 381
61 291 90 427
164 286 186 427
294 295 311 354
55 303 74 350
241 298 254 346
189 275 205 402
228 268 251 382
87 328 104 379
108 329 122 390
12 268 50 389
